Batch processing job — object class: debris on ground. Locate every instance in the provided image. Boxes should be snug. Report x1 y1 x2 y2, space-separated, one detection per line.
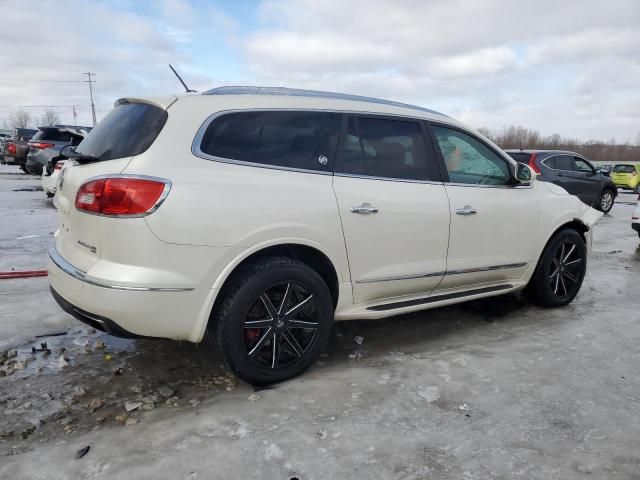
94 340 105 350
124 401 142 413
247 393 261 402
125 418 138 426
458 403 469 411
159 386 176 398
57 355 69 368
75 445 91 459
354 336 364 345
114 367 125 375
317 430 328 439
115 414 127 425
88 398 105 412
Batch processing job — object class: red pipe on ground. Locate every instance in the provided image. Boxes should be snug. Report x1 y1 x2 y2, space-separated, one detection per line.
0 270 48 279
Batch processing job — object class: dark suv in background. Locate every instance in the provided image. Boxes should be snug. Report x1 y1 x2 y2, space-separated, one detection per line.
505 150 617 213
25 125 91 175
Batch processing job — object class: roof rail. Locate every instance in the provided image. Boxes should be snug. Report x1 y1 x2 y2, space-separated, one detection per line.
202 86 445 116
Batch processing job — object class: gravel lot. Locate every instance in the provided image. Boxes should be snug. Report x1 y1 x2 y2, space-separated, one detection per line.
1 164 639 479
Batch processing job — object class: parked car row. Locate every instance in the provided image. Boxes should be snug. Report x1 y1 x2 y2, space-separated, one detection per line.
0 125 90 176
505 150 618 213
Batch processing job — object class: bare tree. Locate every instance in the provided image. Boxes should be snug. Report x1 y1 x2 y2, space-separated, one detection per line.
38 109 61 126
478 125 640 163
7 110 32 129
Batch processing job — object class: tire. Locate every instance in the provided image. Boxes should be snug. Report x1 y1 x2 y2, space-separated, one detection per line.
20 165 28 174
634 185 640 195
212 256 334 385
597 188 614 213
525 229 587 308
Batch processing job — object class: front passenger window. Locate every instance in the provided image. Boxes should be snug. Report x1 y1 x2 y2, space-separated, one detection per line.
432 126 510 185
573 157 594 173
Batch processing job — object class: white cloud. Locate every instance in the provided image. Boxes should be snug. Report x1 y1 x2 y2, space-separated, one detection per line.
0 0 638 141
239 0 640 140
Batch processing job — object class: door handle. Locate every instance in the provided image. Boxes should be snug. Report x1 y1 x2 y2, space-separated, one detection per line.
351 202 379 214
455 205 477 216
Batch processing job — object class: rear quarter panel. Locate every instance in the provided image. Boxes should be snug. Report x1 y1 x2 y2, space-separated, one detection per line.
122 97 351 287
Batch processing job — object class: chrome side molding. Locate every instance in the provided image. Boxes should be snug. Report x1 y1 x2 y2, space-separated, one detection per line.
48 246 195 292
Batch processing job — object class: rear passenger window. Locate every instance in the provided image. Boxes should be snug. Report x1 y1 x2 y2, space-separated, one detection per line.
549 155 573 171
335 117 365 175
199 111 340 172
355 117 429 180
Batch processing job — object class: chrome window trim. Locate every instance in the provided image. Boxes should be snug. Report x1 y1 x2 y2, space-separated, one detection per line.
191 108 461 180
74 174 172 218
334 172 444 185
49 246 195 292
355 262 528 283
540 154 575 173
444 182 532 189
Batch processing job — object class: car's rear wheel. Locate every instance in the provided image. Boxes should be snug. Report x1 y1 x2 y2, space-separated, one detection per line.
212 256 333 385
525 229 587 308
597 189 614 213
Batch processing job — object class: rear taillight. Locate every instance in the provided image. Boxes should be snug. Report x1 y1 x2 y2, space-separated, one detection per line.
7 143 16 155
528 153 540 174
75 176 170 216
29 142 55 149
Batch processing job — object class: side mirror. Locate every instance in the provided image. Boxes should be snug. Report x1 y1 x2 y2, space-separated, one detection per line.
515 162 534 185
59 145 75 159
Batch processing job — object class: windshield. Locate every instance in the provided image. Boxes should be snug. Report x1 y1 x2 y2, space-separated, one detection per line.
612 164 636 173
75 103 168 161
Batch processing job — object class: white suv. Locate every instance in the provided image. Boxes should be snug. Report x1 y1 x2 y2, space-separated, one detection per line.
48 87 602 384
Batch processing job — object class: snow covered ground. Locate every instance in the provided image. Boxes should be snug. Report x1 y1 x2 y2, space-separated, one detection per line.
1 164 639 479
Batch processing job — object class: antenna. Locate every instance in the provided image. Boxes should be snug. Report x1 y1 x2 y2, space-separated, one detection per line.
169 64 196 93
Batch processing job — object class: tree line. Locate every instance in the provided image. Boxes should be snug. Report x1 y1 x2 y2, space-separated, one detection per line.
2 109 61 130
478 125 640 164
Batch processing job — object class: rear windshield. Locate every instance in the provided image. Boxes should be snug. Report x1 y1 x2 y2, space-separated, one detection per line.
32 129 72 142
506 152 532 164
75 103 168 161
613 164 636 173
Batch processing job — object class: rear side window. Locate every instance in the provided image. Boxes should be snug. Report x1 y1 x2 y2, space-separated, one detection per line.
341 117 429 180
613 164 636 173
546 155 573 171
75 103 168 161
32 129 72 142
506 152 532 164
199 111 341 172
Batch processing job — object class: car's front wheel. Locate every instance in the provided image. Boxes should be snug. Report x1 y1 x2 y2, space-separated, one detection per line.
212 256 334 385
525 229 587 308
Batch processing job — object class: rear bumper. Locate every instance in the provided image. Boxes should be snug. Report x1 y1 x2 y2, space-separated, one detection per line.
50 287 141 338
48 246 211 342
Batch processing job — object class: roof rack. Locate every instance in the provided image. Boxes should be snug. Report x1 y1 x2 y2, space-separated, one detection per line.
202 86 445 116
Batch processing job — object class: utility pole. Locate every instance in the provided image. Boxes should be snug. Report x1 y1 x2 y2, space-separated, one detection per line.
83 72 97 126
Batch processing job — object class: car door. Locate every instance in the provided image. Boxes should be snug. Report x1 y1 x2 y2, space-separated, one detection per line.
332 115 450 304
429 123 539 290
542 154 580 194
571 156 600 204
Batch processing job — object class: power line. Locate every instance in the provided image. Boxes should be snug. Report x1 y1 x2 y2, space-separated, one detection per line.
0 105 92 108
0 76 86 83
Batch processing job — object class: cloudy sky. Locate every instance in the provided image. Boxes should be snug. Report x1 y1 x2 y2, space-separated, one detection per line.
1 0 638 141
